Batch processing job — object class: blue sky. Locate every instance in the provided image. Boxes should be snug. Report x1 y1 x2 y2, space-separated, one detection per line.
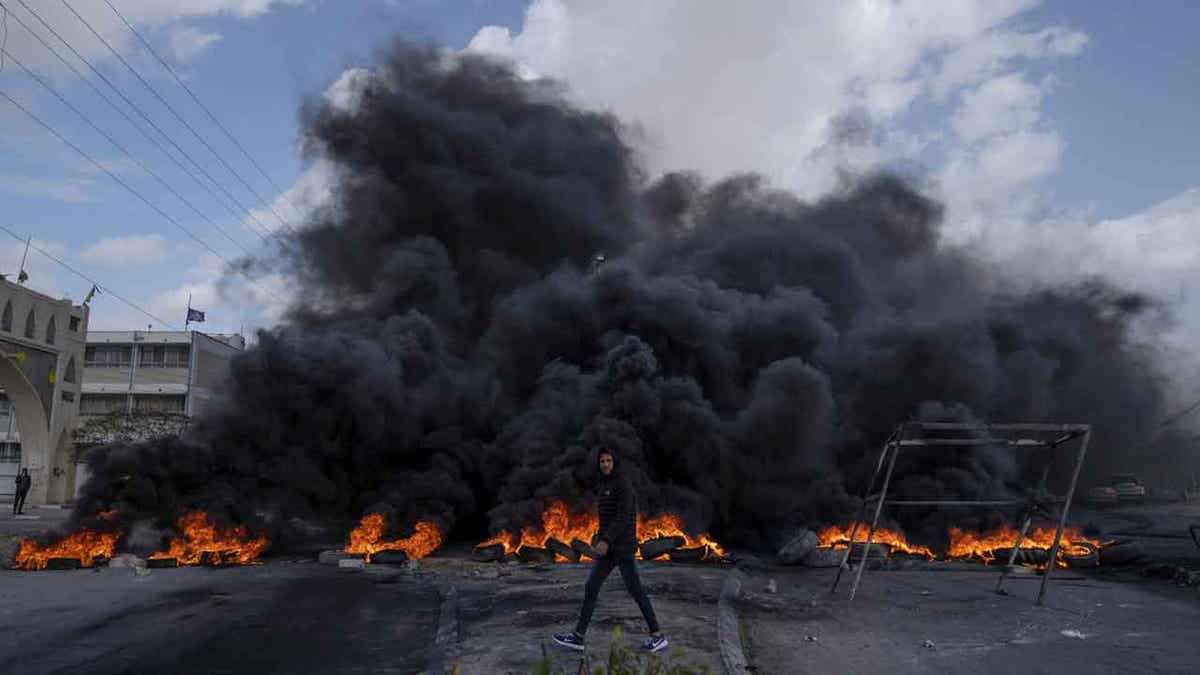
1 1 1198 371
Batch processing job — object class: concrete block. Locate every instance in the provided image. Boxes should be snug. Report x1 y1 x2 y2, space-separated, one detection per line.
318 550 363 565
777 530 817 565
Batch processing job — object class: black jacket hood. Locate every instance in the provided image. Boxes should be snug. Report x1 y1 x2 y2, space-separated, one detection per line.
597 448 623 482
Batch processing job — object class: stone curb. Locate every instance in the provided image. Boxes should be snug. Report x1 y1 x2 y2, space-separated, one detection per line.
718 568 751 674
428 584 459 674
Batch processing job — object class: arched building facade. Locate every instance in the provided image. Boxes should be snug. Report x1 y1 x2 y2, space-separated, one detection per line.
0 279 88 506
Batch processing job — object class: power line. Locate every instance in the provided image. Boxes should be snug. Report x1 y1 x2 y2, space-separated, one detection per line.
61 0 298 236
0 88 284 304
0 1 258 245
1 45 253 257
6 0 277 243
0 223 180 330
103 0 304 231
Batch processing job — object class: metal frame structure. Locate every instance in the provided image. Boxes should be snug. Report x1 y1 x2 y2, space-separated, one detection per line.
830 422 1092 606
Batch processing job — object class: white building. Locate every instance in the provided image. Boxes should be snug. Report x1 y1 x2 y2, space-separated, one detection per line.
0 279 88 506
80 330 246 420
72 330 245 500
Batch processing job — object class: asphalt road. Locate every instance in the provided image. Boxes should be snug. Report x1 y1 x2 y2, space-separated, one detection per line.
0 562 441 675
740 500 1200 674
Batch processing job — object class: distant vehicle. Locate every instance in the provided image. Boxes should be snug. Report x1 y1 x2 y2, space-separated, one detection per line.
1109 473 1147 504
1186 477 1200 503
1086 485 1119 506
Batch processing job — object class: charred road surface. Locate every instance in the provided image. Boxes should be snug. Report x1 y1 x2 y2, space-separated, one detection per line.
0 561 441 675
737 563 1200 675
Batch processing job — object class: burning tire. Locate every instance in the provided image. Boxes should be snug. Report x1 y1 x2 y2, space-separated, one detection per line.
517 546 554 563
545 538 580 562
471 543 505 563
570 539 598 560
1063 542 1099 569
848 542 889 562
668 546 709 563
802 547 846 568
372 549 409 565
992 547 1050 566
1098 541 1143 566
639 536 686 560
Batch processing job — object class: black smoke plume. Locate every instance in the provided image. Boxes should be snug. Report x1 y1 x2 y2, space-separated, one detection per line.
72 42 1172 553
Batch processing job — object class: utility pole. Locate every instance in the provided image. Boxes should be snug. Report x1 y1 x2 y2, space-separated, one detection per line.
127 330 140 418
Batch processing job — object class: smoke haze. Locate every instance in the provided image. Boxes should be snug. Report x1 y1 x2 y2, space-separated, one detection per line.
73 43 1173 552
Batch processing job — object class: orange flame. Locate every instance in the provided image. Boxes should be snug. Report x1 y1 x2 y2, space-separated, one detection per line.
948 524 1106 567
344 514 444 562
15 527 121 570
817 522 936 559
637 511 726 558
148 511 269 565
814 522 1106 568
478 499 725 561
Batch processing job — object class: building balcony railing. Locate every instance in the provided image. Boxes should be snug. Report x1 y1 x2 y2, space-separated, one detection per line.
84 361 188 368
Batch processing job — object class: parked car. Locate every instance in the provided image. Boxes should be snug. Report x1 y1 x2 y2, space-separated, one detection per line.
1109 473 1147 504
1186 478 1200 503
1086 485 1119 506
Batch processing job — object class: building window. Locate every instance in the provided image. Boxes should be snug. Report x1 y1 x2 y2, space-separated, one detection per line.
0 442 20 462
46 315 57 345
64 356 77 383
61 391 75 403
80 394 126 416
1 301 11 332
69 315 81 332
140 345 190 368
134 395 185 414
85 345 132 367
24 309 36 339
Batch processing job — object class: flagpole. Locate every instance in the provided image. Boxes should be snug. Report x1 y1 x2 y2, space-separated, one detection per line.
17 235 30 284
185 293 192 332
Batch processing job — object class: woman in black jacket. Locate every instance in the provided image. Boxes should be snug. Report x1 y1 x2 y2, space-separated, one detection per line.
554 447 668 653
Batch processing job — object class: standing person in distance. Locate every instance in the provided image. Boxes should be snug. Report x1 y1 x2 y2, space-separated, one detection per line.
13 468 32 515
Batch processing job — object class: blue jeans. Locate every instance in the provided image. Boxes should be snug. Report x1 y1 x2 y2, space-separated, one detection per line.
574 553 660 635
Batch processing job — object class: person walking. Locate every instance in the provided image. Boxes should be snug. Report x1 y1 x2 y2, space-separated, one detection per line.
553 447 668 653
13 468 31 515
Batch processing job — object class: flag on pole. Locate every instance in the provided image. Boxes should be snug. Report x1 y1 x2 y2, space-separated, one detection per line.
17 269 28 283
187 308 206 323
84 284 100 304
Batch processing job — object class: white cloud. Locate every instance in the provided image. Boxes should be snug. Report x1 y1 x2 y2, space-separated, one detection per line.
0 173 100 203
975 129 1062 185
323 67 372 113
931 25 1088 99
1 0 304 74
242 159 336 234
951 73 1045 143
464 0 1084 200
78 233 170 267
168 26 223 63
